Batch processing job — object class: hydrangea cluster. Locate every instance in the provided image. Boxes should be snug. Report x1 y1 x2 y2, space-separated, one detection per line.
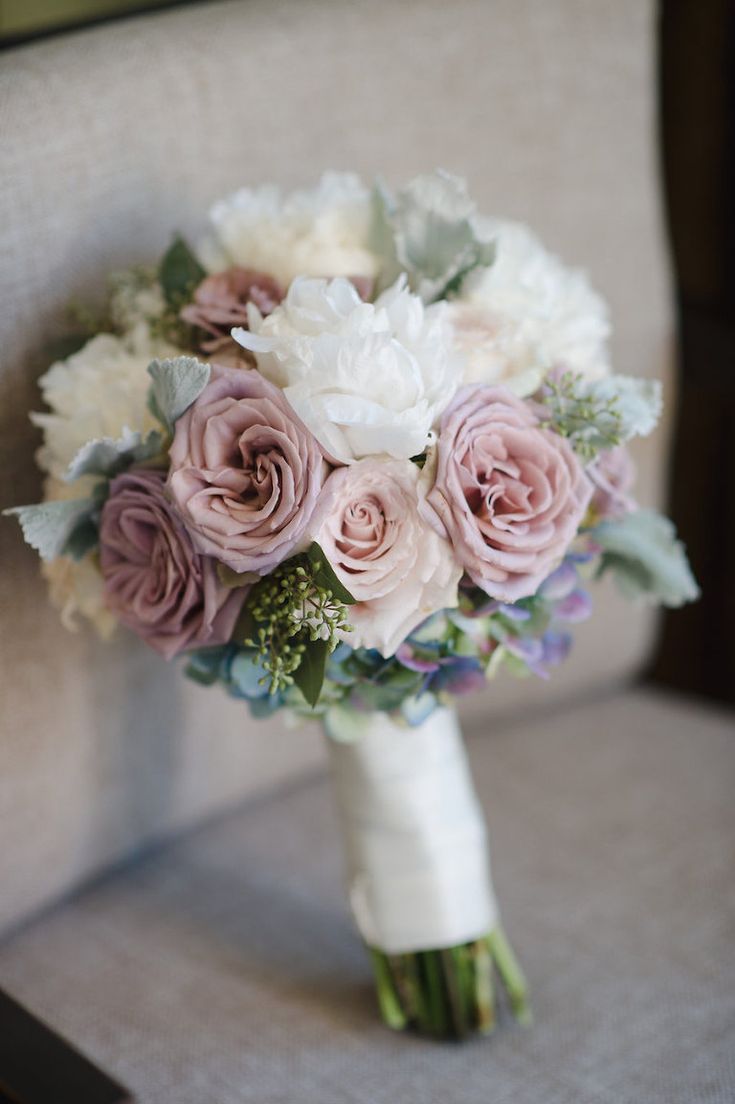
8 171 698 726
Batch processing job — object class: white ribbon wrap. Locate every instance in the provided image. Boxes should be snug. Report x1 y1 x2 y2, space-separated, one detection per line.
327 706 497 954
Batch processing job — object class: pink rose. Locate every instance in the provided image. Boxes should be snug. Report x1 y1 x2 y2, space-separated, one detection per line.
168 364 329 574
99 468 243 659
424 384 591 601
588 445 636 519
310 459 461 656
180 266 284 357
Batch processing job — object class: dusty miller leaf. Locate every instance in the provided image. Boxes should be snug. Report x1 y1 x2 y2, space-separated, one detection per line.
372 171 496 302
4 498 98 561
65 427 164 483
587 376 662 441
147 356 210 431
594 509 699 608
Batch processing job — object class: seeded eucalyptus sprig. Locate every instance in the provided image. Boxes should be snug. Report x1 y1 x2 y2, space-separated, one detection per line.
539 371 622 461
539 369 663 463
237 544 355 706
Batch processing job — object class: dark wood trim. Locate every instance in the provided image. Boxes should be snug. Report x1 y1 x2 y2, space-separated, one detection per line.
0 989 132 1104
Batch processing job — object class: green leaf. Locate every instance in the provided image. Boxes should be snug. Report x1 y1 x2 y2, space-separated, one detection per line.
45 333 94 362
158 235 206 310
306 542 356 605
230 601 257 646
292 636 329 708
216 563 260 589
65 427 164 483
147 356 210 431
4 498 98 561
183 646 231 686
63 516 100 560
594 509 699 607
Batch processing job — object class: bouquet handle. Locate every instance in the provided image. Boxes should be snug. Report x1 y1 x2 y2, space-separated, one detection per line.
326 706 530 1038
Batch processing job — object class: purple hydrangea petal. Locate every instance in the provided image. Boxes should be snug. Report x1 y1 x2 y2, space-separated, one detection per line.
497 602 533 622
431 657 486 695
396 644 441 674
540 630 572 666
538 560 578 601
554 588 593 623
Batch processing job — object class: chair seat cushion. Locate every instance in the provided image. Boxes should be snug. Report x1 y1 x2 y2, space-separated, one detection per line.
1 689 733 1103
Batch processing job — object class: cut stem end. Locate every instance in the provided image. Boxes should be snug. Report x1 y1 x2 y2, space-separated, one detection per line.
369 925 530 1041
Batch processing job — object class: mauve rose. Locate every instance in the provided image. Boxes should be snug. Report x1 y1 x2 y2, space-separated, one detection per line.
168 364 329 574
424 384 592 601
310 458 461 657
99 468 243 659
588 445 636 519
180 266 284 356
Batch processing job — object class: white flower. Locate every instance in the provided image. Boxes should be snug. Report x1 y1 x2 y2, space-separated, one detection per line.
309 458 461 656
234 276 460 462
40 477 116 638
449 218 611 395
199 173 379 288
31 333 165 480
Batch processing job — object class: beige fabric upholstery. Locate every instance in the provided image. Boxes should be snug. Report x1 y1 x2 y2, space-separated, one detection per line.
1 690 733 1103
0 0 672 934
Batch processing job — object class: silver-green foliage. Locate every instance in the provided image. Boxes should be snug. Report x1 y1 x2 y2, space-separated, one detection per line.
371 170 496 302
595 508 699 607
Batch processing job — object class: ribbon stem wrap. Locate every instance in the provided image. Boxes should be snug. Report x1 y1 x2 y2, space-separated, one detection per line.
326 706 497 955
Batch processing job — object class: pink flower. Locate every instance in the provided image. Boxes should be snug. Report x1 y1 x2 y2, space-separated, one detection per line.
180 267 284 356
168 364 329 574
99 469 243 659
588 445 636 519
424 384 591 601
310 458 461 656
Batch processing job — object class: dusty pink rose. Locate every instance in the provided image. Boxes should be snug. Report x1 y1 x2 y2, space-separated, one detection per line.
310 459 461 656
99 468 243 659
588 445 636 519
180 267 284 355
168 364 329 574
424 384 592 601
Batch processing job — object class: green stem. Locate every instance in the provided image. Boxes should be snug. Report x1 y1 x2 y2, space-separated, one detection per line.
369 948 407 1031
487 925 532 1026
368 925 530 1040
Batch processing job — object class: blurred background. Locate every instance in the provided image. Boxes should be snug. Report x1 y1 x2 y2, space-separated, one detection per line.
655 0 735 705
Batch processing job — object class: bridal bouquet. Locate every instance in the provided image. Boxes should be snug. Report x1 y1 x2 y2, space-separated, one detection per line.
7 171 698 1039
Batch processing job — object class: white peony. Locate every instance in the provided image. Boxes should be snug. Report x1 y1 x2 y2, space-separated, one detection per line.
199 173 379 288
42 552 116 639
234 276 460 462
31 332 167 481
40 477 116 638
449 218 611 395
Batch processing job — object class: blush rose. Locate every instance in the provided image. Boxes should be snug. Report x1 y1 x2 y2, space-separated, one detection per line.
168 364 330 575
180 266 284 357
99 468 243 659
309 458 461 657
423 384 591 601
588 445 636 520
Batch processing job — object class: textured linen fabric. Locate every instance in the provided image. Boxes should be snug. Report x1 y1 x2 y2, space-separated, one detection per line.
1 690 733 1104
0 0 672 932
